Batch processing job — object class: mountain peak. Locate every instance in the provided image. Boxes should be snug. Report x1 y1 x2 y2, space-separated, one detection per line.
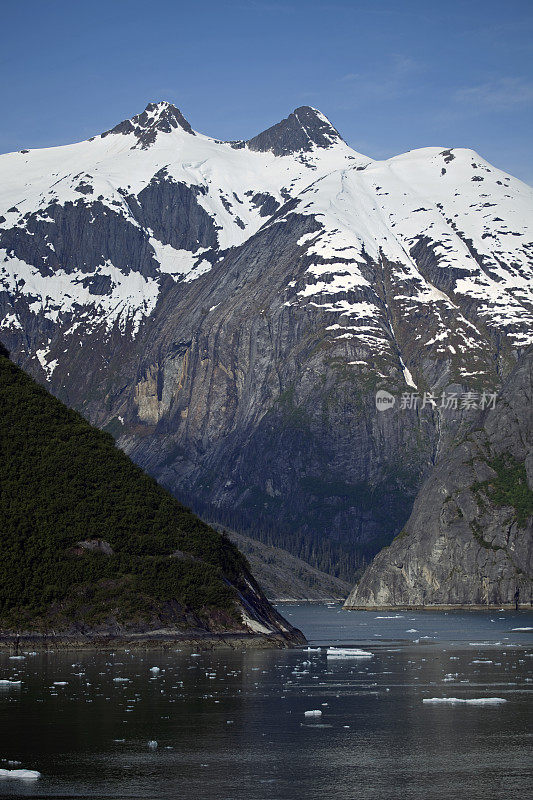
246 105 344 156
100 101 194 149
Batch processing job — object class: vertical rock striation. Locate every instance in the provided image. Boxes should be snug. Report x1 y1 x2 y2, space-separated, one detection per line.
345 348 533 608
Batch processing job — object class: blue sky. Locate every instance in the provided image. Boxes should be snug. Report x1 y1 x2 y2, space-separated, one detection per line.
2 0 533 183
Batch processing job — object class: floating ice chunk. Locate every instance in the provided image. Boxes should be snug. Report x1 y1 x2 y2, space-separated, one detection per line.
147 740 158 748
464 698 507 705
406 629 418 633
375 615 403 619
149 667 160 673
0 769 40 779
0 679 22 685
423 697 506 705
53 681 67 686
113 677 130 682
326 647 372 658
511 627 533 632
304 710 322 717
471 660 493 664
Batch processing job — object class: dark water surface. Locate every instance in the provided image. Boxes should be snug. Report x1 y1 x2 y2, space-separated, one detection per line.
0 605 531 800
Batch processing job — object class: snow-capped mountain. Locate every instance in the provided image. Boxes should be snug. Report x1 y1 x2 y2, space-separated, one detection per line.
1 101 532 577
0 102 361 339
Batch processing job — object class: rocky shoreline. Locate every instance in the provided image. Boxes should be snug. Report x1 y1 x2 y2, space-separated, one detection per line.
0 628 306 652
343 604 529 611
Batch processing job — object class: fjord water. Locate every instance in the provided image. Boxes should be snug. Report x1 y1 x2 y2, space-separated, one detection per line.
0 606 531 800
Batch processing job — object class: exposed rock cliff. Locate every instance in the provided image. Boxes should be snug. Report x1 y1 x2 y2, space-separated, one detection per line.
345 348 533 608
227 531 350 601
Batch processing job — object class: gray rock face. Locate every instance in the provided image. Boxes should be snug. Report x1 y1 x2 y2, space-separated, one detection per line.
100 101 195 147
227 530 350 601
246 106 344 155
117 213 441 578
0 200 161 278
127 170 219 252
345 348 533 607
75 539 114 556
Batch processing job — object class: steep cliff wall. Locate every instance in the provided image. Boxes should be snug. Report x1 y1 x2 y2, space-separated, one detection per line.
345 348 533 608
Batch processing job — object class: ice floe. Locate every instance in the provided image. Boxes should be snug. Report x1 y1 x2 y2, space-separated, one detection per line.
327 647 372 658
0 769 40 779
423 697 507 705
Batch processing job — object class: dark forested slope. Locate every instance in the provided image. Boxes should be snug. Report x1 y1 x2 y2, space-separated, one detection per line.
0 344 302 645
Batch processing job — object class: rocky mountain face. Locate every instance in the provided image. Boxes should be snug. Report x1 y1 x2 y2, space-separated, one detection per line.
345 348 533 608
226 531 350 601
1 101 532 580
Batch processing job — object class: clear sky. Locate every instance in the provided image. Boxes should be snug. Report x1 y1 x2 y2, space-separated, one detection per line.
2 0 532 184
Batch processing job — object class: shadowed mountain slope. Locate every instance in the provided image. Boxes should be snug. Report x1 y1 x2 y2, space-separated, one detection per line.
0 343 303 646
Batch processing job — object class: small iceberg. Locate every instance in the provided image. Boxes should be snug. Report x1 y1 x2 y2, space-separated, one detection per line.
326 647 372 658
304 710 322 717
0 769 40 779
0 679 22 685
423 697 506 705
147 740 158 748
